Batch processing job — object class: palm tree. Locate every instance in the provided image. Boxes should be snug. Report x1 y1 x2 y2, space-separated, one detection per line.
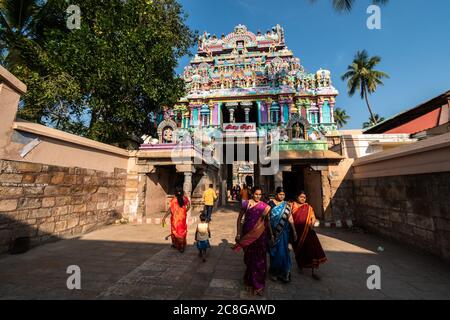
363 114 385 129
310 0 389 12
334 107 350 129
0 0 38 68
341 50 389 126
1 1 68 71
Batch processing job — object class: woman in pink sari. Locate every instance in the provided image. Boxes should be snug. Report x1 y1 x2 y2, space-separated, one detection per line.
163 186 190 253
232 186 270 296
291 191 327 280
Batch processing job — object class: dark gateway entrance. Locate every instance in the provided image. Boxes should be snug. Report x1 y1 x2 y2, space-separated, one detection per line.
282 170 305 202
221 102 258 124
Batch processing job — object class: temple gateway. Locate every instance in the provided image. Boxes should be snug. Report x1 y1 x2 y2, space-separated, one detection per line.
135 25 344 221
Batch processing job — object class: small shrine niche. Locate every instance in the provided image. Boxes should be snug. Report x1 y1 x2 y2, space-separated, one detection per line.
157 119 178 144
292 122 305 139
287 113 309 141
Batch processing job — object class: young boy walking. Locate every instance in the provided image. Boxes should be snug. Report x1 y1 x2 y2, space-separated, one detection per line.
195 214 211 262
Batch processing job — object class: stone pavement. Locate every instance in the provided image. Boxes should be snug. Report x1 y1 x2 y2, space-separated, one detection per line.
1 206 450 300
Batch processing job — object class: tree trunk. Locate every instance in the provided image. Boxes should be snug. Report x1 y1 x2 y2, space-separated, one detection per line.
89 110 97 129
364 87 376 124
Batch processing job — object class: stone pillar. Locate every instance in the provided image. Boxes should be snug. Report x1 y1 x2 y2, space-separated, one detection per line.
189 105 195 126
244 107 250 123
329 99 335 124
321 170 333 222
183 171 192 198
257 101 262 124
230 109 235 123
279 101 284 123
177 165 195 198
304 100 310 120
217 102 222 126
296 101 303 118
209 103 214 126
200 104 209 127
212 103 218 126
136 173 148 218
226 102 238 123
283 102 291 124
183 111 190 128
270 101 280 124
274 170 283 188
241 101 252 123
308 102 315 123
318 100 324 124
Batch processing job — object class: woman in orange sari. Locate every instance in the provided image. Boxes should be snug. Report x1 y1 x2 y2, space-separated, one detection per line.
162 186 190 253
291 191 327 280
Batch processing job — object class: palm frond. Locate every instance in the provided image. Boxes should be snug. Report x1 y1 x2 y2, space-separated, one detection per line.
309 0 389 13
332 0 355 12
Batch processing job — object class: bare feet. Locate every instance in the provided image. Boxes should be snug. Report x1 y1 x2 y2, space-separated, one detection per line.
312 269 321 281
279 273 291 283
254 289 264 296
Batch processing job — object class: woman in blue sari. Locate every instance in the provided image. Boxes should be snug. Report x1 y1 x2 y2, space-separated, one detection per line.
268 187 297 283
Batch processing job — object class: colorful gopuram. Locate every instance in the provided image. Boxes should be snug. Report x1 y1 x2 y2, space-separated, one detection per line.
138 25 344 220
176 24 338 137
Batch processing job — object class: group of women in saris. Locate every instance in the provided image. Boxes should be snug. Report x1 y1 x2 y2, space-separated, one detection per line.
232 186 327 296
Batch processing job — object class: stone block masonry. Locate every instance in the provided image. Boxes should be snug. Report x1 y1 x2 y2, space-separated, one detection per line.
333 172 450 263
0 159 127 254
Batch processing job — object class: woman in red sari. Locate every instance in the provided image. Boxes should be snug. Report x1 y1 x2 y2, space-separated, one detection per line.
162 186 190 253
291 191 327 280
232 186 270 296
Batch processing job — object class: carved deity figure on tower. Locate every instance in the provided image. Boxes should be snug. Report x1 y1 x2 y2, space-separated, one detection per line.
293 122 302 139
162 127 173 143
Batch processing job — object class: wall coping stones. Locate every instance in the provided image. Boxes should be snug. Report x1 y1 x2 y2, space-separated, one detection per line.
12 121 130 158
354 132 450 167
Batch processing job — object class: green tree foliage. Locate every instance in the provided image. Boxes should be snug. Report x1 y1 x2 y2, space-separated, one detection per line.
363 114 385 129
1 0 196 147
341 50 389 126
333 107 350 129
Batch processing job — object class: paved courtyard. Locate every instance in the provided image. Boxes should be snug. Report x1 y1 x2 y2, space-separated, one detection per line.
1 207 450 300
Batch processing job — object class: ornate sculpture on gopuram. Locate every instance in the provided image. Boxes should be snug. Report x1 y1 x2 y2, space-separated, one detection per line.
180 24 339 137
142 25 339 149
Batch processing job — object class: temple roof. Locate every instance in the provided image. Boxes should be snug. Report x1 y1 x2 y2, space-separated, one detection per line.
197 24 286 56
182 25 339 100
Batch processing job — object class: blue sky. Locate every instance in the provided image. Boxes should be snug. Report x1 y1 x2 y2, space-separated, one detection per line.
176 0 450 129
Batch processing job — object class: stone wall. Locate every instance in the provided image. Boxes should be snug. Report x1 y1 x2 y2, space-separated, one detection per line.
0 159 127 254
352 173 450 261
330 178 355 222
328 158 355 222
332 171 450 262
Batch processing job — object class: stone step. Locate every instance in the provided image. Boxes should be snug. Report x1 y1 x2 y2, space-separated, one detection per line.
128 216 198 226
317 218 356 229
